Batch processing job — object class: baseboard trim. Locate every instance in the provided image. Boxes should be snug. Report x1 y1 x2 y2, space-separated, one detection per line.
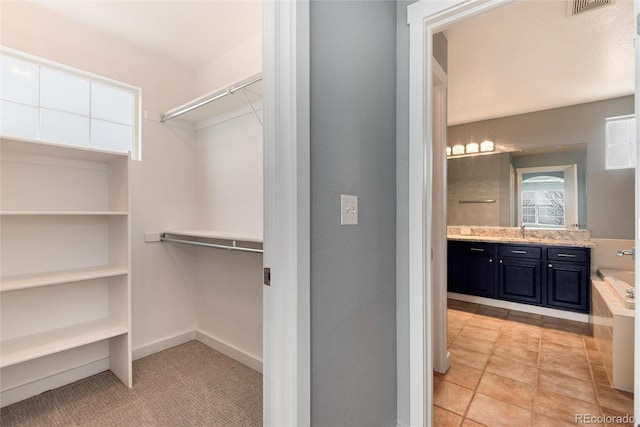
2 330 261 407
195 330 263 373
448 292 590 323
1 358 109 408
132 330 196 361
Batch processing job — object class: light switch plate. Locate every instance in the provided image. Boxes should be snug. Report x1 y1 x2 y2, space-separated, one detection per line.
341 194 358 225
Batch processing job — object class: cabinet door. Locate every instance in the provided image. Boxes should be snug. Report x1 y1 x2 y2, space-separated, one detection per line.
447 243 466 293
465 255 494 297
547 262 589 312
498 258 542 305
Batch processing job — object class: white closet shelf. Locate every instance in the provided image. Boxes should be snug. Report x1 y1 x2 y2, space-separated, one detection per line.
1 136 129 162
0 266 128 292
0 211 128 216
0 318 128 368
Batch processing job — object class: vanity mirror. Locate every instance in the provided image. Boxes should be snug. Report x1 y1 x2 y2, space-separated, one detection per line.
447 143 587 229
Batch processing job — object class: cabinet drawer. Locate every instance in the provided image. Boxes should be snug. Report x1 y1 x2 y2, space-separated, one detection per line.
451 241 496 256
498 245 541 259
547 247 589 263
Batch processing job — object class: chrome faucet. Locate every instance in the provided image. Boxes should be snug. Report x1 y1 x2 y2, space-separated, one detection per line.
617 248 635 260
521 224 526 238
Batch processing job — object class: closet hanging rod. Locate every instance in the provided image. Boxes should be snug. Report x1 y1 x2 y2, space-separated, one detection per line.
160 234 263 254
161 73 262 123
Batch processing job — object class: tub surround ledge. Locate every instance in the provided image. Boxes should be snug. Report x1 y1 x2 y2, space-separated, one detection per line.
447 226 594 248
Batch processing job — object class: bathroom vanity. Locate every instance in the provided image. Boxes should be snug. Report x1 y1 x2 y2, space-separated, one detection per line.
447 227 593 313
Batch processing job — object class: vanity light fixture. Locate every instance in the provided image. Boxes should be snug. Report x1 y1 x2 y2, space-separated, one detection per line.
465 142 479 154
452 144 465 155
480 140 495 152
446 146 452 156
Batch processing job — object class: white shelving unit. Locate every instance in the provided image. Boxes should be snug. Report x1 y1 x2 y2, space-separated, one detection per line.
0 136 132 396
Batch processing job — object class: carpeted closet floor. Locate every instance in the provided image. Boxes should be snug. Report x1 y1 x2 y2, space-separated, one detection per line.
0 340 262 426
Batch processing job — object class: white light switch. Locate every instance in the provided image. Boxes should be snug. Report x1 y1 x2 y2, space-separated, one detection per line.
341 194 358 225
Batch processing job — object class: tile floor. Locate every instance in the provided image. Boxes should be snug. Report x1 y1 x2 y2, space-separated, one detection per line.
434 300 634 427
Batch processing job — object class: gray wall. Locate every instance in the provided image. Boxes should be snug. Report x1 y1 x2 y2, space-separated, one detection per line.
448 96 634 238
448 153 512 226
310 1 397 425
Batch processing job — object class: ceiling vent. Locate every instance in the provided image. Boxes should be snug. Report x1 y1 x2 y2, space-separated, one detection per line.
569 0 613 16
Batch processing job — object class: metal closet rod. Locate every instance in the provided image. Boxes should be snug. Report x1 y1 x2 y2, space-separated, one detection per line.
160 234 263 254
160 73 262 123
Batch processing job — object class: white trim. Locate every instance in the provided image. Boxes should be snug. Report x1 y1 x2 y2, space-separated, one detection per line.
634 0 640 419
407 1 513 425
195 330 262 373
448 292 590 323
0 357 109 408
132 330 196 361
263 1 311 426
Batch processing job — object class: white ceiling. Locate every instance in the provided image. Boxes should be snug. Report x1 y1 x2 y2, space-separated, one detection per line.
24 0 634 125
29 0 262 68
445 0 635 125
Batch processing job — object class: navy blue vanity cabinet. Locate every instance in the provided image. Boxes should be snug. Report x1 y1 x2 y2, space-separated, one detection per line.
546 247 590 313
447 241 496 297
497 245 543 305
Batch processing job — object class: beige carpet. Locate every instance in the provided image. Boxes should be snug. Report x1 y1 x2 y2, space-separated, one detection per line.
0 340 263 426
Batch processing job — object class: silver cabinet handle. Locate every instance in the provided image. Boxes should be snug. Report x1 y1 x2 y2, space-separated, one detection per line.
470 248 484 252
557 254 576 258
499 260 503 264
548 264 553 268
489 259 493 263
511 250 527 254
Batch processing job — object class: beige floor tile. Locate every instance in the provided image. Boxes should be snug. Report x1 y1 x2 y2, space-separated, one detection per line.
587 348 605 367
541 317 584 334
596 388 634 415
441 361 483 390
452 334 495 354
541 329 584 349
537 369 597 404
466 393 533 427
461 419 487 427
600 409 635 427
506 314 543 327
501 321 542 338
449 344 490 370
459 325 501 342
434 379 475 416
492 343 539 367
539 353 592 380
433 406 463 427
540 341 587 360
476 372 535 410
534 413 589 427
496 330 540 352
535 388 601 424
469 315 503 331
591 365 611 387
485 353 538 385
583 335 599 351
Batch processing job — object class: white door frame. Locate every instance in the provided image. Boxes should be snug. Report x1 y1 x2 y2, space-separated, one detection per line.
634 0 639 420
407 1 518 425
409 0 639 425
263 1 310 425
